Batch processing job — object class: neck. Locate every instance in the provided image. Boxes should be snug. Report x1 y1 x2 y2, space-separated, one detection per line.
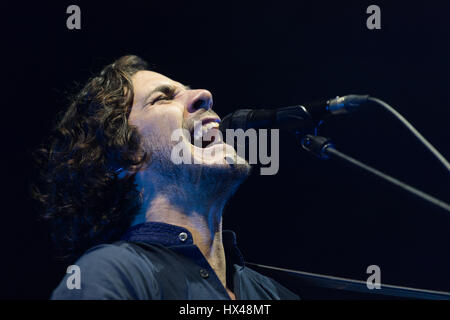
144 194 226 260
133 178 232 292
131 159 248 299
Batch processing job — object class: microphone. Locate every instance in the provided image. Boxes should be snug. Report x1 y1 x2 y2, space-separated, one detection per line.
219 94 369 134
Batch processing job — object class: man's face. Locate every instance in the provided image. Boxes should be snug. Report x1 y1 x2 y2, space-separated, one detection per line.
128 70 249 177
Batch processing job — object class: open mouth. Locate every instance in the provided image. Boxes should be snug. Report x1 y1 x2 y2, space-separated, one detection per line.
189 118 221 148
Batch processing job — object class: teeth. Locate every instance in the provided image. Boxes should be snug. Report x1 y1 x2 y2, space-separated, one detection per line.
204 122 219 131
193 121 219 141
193 125 203 140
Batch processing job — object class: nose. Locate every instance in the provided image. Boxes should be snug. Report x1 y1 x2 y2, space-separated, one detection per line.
186 89 213 113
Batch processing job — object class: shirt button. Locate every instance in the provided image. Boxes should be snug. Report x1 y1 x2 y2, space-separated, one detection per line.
178 232 188 242
199 269 209 278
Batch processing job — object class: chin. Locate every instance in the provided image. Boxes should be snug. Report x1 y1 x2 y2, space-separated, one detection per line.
146 134 252 197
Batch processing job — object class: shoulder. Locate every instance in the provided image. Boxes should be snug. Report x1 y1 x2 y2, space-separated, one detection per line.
51 242 159 300
66 242 156 279
76 242 151 268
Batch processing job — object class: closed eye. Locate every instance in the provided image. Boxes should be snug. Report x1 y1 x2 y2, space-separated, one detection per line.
143 83 190 108
152 94 173 104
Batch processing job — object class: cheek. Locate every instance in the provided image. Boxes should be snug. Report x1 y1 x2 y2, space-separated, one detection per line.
129 106 184 142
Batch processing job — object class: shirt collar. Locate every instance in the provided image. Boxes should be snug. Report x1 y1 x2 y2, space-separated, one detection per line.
120 221 245 266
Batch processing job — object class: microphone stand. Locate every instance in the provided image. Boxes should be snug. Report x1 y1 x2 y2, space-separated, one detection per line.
298 134 450 214
250 134 450 299
246 262 450 299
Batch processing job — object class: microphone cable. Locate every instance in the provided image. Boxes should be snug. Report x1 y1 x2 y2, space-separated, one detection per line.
366 97 450 173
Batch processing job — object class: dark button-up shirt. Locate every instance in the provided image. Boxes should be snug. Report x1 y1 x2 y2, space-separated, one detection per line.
51 222 299 300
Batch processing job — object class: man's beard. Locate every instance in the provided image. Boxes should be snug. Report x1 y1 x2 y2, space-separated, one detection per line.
141 132 251 210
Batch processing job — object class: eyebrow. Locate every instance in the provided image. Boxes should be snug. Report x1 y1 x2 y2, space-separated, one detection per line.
143 84 191 105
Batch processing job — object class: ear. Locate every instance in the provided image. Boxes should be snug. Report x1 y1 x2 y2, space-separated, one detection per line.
114 151 150 179
115 161 148 179
115 167 129 180
114 166 136 179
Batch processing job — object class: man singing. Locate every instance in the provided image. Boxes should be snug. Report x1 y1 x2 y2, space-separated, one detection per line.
35 55 298 300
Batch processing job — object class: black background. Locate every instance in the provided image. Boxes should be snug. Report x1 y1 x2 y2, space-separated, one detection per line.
3 0 450 299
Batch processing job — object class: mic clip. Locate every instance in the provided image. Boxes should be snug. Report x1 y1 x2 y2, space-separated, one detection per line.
299 134 335 159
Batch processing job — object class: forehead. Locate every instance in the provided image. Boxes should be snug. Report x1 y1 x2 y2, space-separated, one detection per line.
132 70 182 95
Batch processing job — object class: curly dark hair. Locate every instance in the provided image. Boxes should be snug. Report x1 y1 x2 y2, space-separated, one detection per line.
32 55 150 261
